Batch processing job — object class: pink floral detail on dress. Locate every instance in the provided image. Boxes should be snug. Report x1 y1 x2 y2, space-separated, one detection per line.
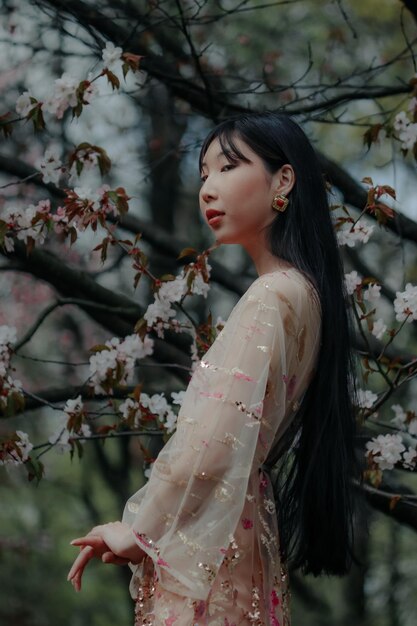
269 589 281 626
259 473 268 495
164 610 178 626
252 400 264 418
193 600 206 619
258 431 268 451
199 391 224 398
242 517 254 529
233 370 255 381
133 531 152 549
224 619 237 626
282 373 297 398
156 557 170 567
220 547 228 554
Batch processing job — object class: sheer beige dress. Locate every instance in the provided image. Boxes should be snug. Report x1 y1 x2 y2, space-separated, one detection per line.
122 267 322 626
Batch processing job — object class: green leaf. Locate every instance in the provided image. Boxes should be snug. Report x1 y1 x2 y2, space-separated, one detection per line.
25 457 45 484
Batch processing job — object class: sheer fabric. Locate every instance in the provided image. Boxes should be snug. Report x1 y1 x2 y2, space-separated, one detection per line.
122 268 322 625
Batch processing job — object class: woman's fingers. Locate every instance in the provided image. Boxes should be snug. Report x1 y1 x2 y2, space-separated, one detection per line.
70 535 107 550
67 545 94 582
71 568 83 592
101 551 130 565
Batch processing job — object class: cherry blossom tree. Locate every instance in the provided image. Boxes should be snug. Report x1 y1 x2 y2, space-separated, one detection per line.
2 0 417 622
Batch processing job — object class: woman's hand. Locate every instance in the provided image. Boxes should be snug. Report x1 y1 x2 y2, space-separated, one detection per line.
67 521 146 592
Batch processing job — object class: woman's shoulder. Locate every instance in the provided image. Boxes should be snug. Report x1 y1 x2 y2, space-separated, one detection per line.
246 267 320 311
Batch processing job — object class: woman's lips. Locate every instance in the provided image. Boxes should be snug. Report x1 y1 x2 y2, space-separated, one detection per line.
208 214 224 226
205 209 225 227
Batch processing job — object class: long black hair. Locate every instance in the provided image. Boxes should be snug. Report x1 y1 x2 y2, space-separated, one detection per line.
199 112 359 577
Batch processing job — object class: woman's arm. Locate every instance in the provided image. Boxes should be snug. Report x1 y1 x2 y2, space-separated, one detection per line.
122 273 320 600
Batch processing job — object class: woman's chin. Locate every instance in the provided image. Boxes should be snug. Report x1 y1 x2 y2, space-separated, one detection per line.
213 232 238 245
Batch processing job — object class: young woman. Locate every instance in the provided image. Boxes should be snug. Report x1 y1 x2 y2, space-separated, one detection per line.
68 112 358 625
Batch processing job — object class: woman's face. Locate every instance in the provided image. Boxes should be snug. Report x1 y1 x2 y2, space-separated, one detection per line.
199 135 281 248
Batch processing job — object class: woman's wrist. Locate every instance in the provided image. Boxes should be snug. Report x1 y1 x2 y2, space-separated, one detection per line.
118 528 147 564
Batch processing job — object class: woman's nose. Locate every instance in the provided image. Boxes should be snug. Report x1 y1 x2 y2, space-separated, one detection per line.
200 183 218 204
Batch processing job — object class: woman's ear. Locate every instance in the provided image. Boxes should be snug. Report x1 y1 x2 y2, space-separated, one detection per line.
271 164 295 195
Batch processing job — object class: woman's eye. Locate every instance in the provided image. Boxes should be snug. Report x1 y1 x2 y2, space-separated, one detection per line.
200 174 208 183
221 164 234 172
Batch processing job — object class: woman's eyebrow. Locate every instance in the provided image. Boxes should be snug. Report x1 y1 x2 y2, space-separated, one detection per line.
201 151 229 169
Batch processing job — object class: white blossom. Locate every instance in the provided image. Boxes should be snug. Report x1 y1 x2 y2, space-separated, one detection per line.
398 123 417 150
372 318 387 340
163 409 178 434
0 325 17 346
366 433 405 470
0 430 33 466
0 326 17 377
42 94 68 119
391 404 407 429
42 72 79 119
337 225 358 247
0 377 23 413
88 334 154 394
38 147 63 185
337 223 374 247
140 392 169 415
16 205 46 245
15 91 35 117
102 41 123 69
402 446 417 469
389 404 417 437
48 425 71 454
364 283 381 302
139 392 178 434
345 270 362 295
74 186 100 204
4 203 48 246
356 388 377 409
78 423 91 438
15 431 33 462
393 111 409 133
54 72 78 106
119 398 141 424
89 348 119 394
158 275 188 303
394 283 417 322
355 223 375 244
170 390 185 406
189 262 211 297
63 395 83 416
3 235 15 253
48 419 91 454
144 296 177 327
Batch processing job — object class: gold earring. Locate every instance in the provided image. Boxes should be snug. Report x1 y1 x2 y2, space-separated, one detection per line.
272 192 289 212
